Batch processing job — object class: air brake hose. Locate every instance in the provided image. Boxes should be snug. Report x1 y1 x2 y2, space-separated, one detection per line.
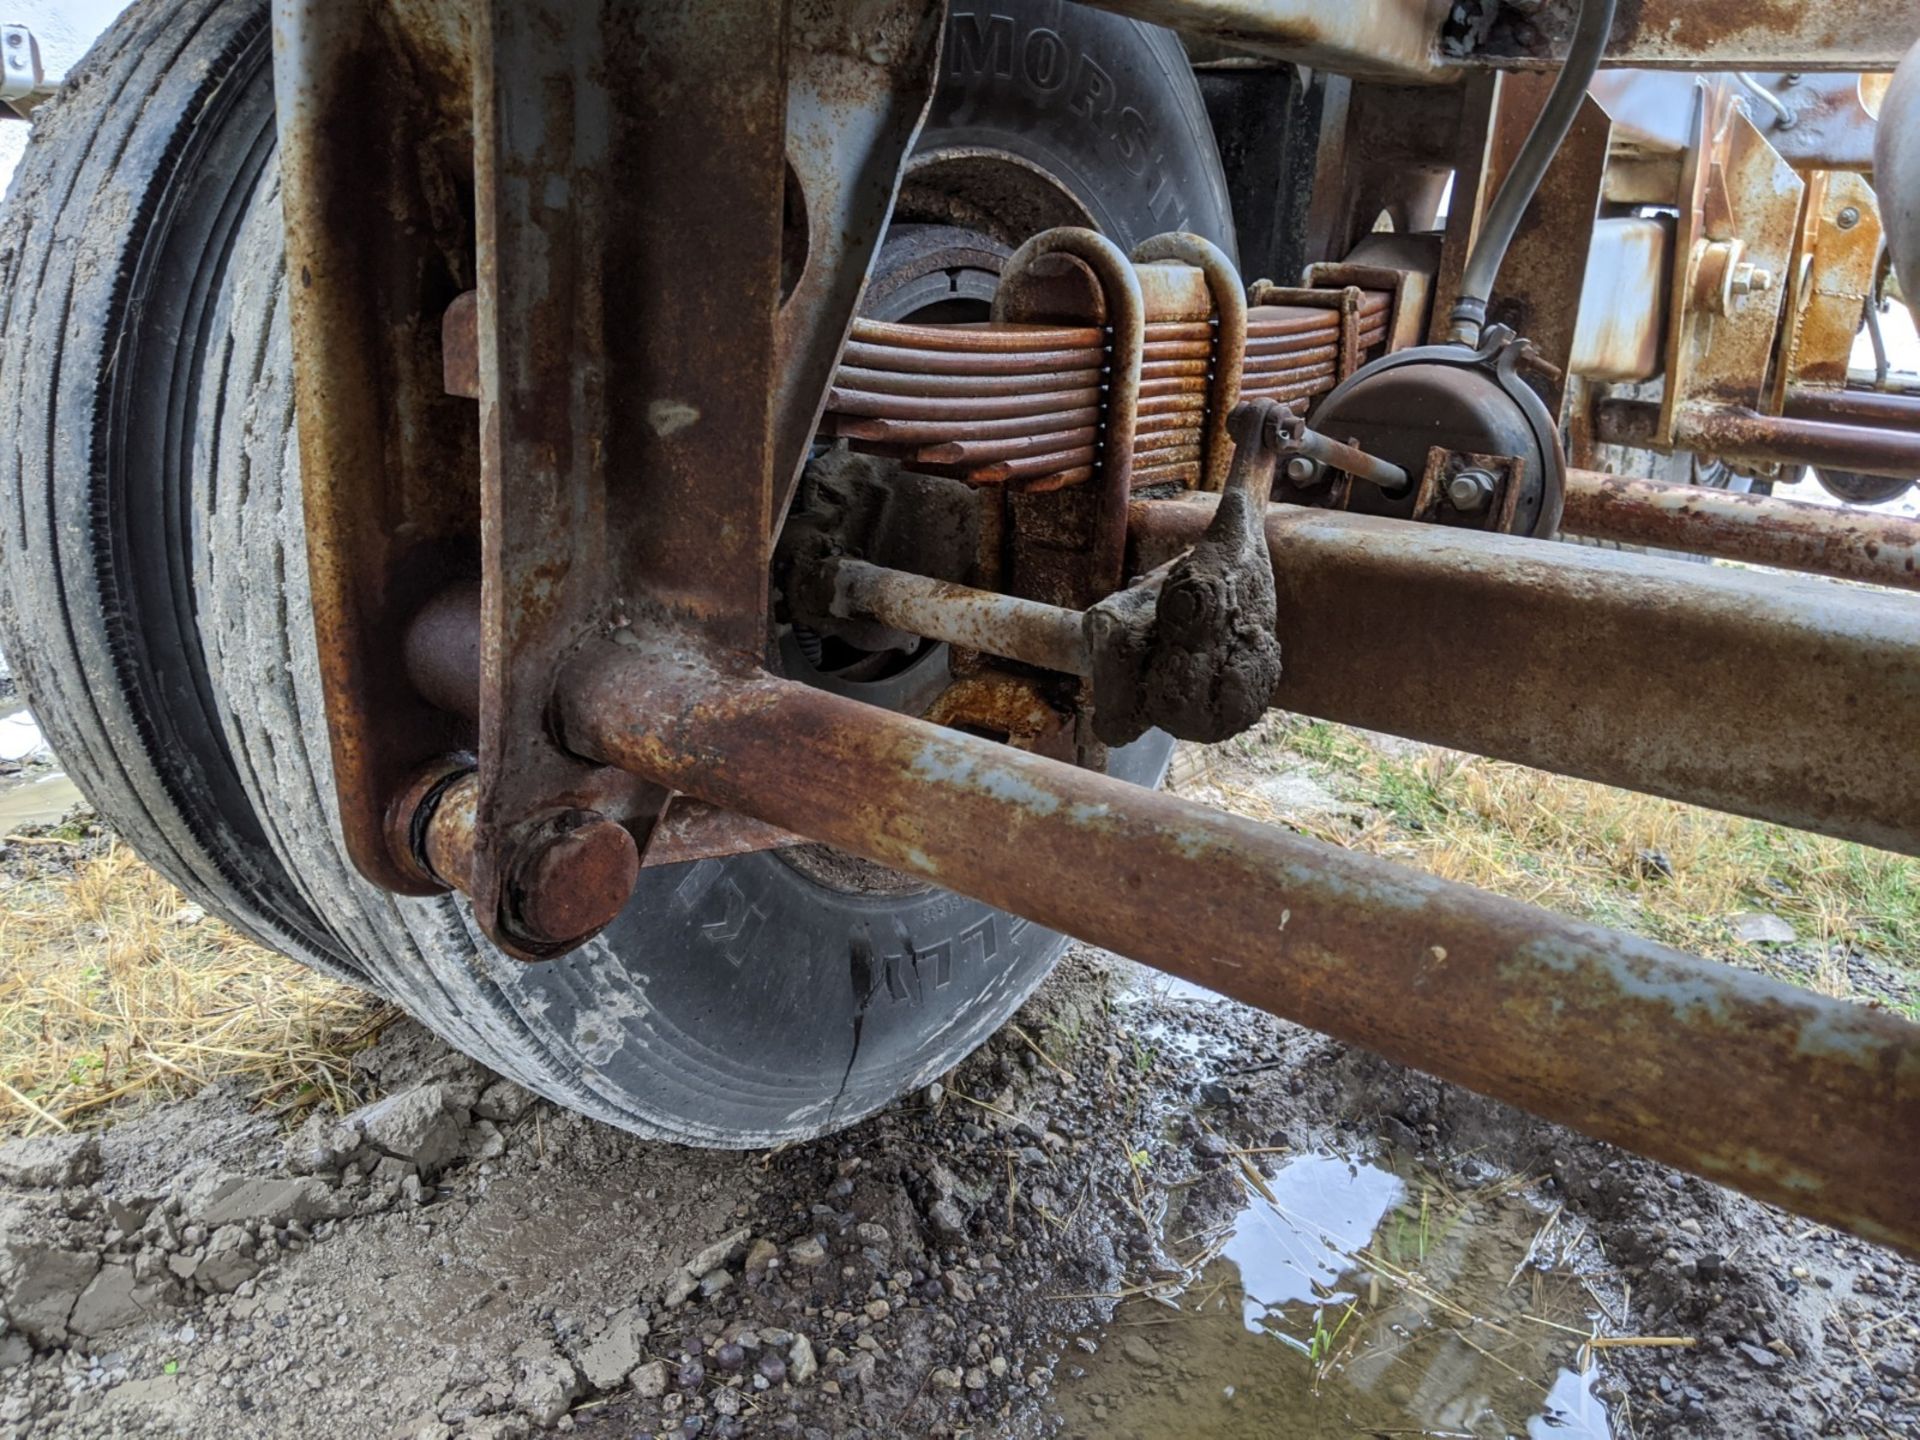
1446 0 1618 347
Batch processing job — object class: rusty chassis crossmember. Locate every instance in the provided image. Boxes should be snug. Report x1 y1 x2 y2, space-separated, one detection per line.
273 0 1920 1256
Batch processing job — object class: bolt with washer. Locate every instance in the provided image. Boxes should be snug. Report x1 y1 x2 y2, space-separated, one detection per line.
1445 468 1498 514
1836 206 1861 231
1284 455 1323 487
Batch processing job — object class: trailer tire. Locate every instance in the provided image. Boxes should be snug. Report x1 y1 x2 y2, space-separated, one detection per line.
0 0 1233 1144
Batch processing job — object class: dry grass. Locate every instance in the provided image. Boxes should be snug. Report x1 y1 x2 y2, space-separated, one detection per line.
1176 716 1920 1002
0 828 386 1138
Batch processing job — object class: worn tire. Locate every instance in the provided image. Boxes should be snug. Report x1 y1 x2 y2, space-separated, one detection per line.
0 0 1233 1144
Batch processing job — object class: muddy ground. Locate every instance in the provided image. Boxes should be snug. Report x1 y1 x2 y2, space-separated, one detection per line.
1 934 1915 1440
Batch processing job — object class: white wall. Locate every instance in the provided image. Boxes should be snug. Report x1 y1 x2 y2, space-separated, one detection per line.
0 2 129 199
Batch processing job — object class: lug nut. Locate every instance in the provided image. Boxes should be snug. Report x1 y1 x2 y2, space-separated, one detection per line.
1446 468 1497 514
506 811 641 949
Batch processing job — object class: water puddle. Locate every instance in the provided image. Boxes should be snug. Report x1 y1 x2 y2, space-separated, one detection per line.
0 771 84 829
0 703 80 828
1055 1152 1614 1439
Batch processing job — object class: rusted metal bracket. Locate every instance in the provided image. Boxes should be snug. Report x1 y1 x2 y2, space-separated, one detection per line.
1085 400 1286 746
276 0 945 956
1657 84 1805 449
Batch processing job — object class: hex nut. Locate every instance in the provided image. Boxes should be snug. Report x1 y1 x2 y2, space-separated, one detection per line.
1445 469 1497 514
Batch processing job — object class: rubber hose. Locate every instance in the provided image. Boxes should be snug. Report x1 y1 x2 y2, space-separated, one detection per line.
1447 0 1618 346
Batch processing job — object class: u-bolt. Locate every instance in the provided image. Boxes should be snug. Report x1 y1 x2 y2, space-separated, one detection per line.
1131 233 1247 495
994 228 1145 595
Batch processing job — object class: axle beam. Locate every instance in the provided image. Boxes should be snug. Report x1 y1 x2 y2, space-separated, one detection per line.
1135 498 1920 857
556 638 1920 1254
823 502 1920 856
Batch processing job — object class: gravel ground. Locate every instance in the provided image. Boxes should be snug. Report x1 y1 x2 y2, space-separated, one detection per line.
1 938 1914 1440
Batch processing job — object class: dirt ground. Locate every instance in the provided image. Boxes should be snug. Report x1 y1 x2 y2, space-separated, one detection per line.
1 731 1917 1440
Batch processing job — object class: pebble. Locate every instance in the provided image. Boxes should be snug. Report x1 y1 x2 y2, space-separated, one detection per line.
927 1200 966 1237
1729 912 1796 945
788 1335 818 1384
631 1359 669 1399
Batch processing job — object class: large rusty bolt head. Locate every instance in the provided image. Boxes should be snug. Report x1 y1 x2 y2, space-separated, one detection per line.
505 810 641 949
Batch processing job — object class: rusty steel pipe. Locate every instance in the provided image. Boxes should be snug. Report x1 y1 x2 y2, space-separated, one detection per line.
1293 425 1412 494
827 559 1093 676
556 638 1920 1254
1597 399 1920 481
1130 497 1920 857
1561 469 1920 591
1784 387 1920 434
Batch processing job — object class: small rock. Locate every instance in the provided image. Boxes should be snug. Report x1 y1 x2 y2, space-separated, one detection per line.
578 1307 651 1391
864 1299 890 1322
713 1342 746 1372
930 1366 963 1391
513 1341 581 1424
0 1134 102 1189
788 1335 818 1384
699 1268 734 1298
663 1271 700 1308
853 1223 891 1253
1200 1080 1233 1106
194 1227 258 1293
1120 1335 1162 1369
630 1360 670 1398
67 1263 148 1338
684 1227 752 1278
964 1366 988 1390
927 1200 965 1237
744 1238 779 1275
756 1352 787 1385
353 1084 468 1175
1737 1341 1781 1370
1729 912 1796 945
787 1237 827 1268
